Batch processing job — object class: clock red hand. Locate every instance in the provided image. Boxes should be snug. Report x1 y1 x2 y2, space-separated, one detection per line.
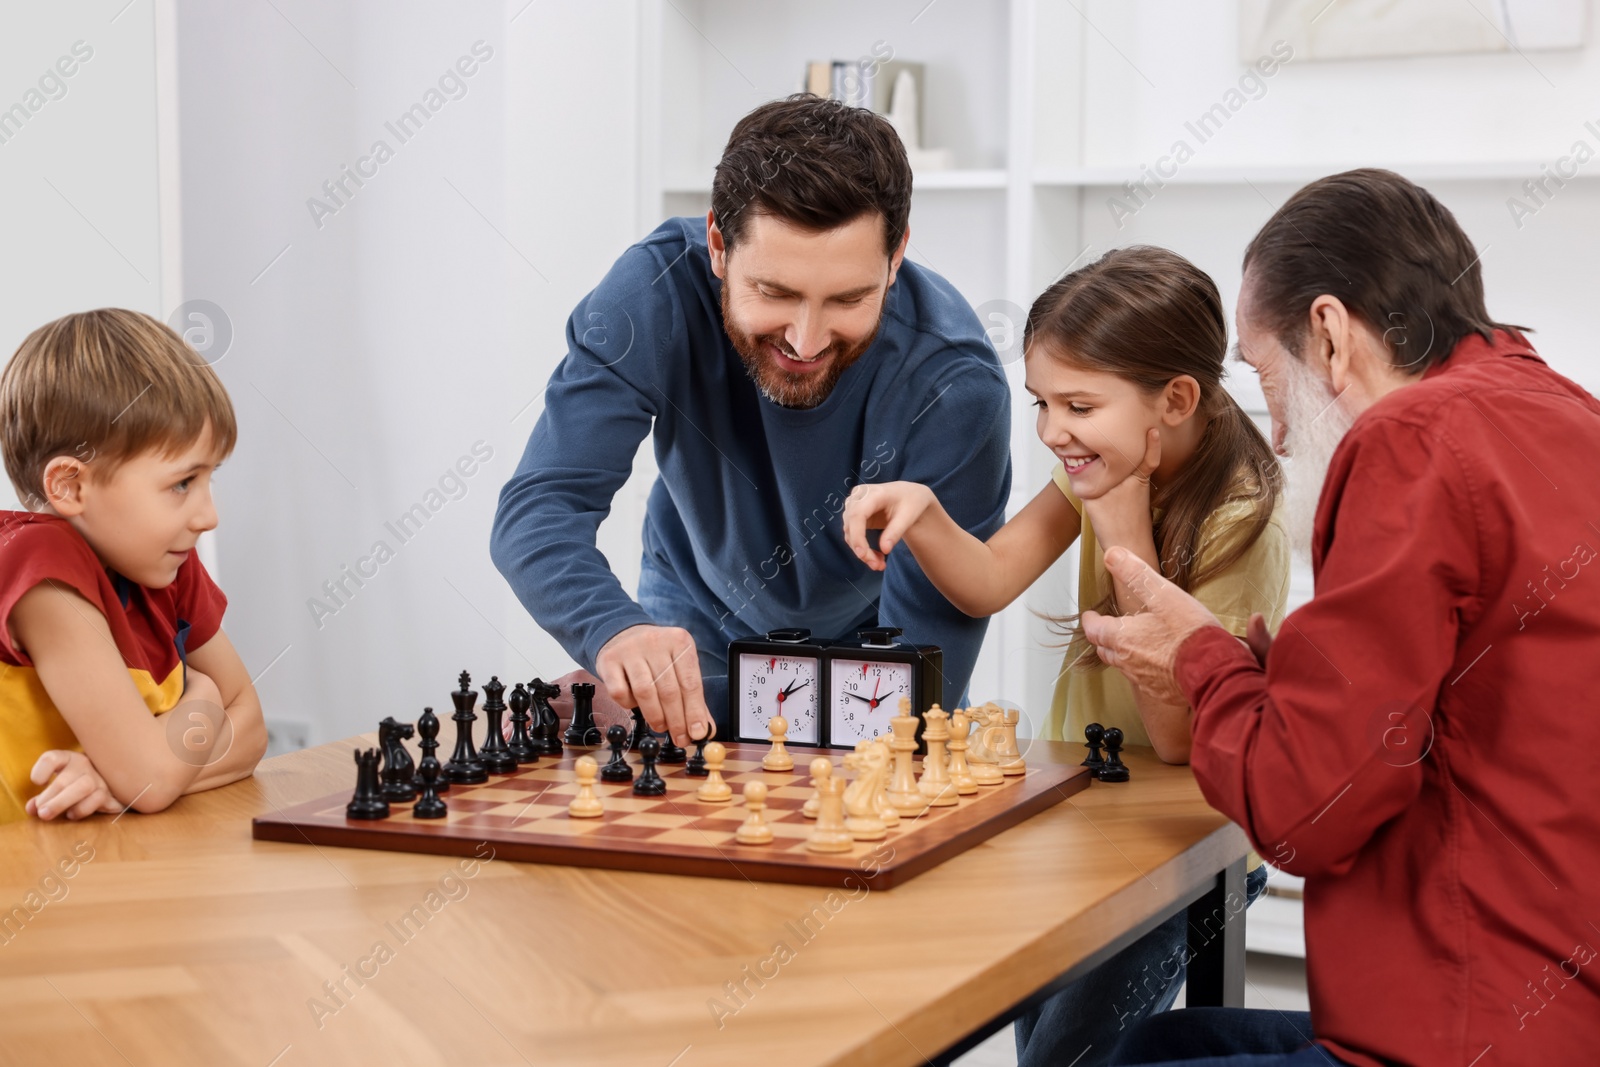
870 676 881 710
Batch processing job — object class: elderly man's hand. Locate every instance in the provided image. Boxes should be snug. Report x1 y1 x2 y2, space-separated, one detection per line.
1083 546 1226 706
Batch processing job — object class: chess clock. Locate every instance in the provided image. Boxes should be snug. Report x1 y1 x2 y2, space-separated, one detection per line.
823 627 943 751
727 628 825 747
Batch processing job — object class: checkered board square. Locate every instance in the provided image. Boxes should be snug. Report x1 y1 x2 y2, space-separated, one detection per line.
253 743 1093 888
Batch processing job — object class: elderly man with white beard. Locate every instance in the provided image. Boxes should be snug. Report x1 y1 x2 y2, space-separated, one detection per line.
1090 169 1600 1067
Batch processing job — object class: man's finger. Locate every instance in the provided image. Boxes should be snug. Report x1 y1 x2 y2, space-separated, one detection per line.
1245 612 1273 666
1081 609 1120 653
597 659 636 715
671 644 713 744
1101 546 1173 612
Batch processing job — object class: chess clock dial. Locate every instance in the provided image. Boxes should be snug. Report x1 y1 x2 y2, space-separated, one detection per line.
827 658 912 746
822 627 943 750
727 629 824 746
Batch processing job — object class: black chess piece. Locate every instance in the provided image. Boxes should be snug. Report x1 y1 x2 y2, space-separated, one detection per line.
684 730 710 778
632 736 667 797
347 747 390 819
1082 722 1106 771
1097 726 1130 783
412 707 449 794
443 670 488 785
600 724 634 783
657 732 686 765
378 717 417 802
628 707 652 752
413 752 448 819
477 676 517 775
565 682 602 747
529 678 563 756
506 683 539 764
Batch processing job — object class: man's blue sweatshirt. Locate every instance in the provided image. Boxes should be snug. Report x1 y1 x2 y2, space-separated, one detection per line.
490 217 1012 701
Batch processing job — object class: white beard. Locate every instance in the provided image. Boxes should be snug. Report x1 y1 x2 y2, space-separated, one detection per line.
1279 355 1357 564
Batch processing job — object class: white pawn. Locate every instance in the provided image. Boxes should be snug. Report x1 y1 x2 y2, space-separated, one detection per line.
735 781 774 845
568 755 604 818
802 757 830 819
697 741 733 803
762 715 795 771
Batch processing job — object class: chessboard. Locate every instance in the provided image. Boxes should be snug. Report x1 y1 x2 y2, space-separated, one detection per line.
252 741 1093 889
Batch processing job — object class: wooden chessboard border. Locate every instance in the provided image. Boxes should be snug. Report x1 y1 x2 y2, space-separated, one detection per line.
252 743 1095 889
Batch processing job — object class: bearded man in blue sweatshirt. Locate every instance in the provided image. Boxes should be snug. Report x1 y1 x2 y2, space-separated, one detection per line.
491 95 1011 745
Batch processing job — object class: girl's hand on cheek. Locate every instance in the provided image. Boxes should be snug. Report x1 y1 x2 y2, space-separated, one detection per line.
1082 427 1161 551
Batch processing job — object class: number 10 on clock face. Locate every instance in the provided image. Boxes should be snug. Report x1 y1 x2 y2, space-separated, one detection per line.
736 653 821 745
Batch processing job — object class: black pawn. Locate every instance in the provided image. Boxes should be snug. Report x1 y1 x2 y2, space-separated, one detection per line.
506 683 539 764
1097 726 1130 783
657 731 687 765
477 676 517 775
443 670 488 785
412 707 449 794
632 737 667 797
684 731 710 778
1082 722 1106 771
628 707 652 752
413 755 447 819
565 682 602 747
346 747 390 820
529 678 563 756
600 724 634 783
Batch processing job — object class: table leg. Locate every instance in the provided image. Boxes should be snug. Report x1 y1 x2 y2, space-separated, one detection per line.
1183 856 1247 1007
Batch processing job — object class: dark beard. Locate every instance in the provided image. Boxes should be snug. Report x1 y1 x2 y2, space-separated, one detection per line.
721 283 881 409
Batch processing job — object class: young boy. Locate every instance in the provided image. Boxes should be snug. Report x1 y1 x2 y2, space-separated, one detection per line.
0 308 266 823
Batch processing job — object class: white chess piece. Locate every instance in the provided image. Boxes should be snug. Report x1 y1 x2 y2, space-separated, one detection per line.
802 757 830 819
696 741 733 803
806 775 853 853
917 705 959 807
735 782 774 845
762 715 795 772
568 755 604 818
843 743 888 840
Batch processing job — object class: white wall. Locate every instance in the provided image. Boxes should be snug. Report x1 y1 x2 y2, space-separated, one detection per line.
173 0 640 748
0 1 171 509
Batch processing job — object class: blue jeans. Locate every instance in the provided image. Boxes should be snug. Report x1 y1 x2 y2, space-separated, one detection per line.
1107 1007 1341 1065
1014 864 1272 1067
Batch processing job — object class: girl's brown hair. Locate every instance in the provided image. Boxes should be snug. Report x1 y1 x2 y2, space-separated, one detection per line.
1024 246 1282 667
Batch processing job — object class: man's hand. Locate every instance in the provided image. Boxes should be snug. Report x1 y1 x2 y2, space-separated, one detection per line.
1082 546 1224 706
841 481 939 571
595 624 712 746
26 750 122 821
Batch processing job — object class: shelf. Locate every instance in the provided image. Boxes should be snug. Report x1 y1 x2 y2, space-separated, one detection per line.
660 168 1008 195
1034 161 1576 187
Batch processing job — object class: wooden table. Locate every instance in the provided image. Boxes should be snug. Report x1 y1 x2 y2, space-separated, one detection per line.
0 737 1248 1067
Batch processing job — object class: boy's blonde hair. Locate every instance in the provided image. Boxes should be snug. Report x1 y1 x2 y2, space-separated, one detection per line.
0 308 237 507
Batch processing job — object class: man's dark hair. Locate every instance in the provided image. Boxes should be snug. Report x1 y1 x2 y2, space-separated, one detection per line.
712 94 911 257
1242 168 1526 372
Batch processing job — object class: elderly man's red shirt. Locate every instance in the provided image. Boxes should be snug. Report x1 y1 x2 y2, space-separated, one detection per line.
1176 330 1600 1066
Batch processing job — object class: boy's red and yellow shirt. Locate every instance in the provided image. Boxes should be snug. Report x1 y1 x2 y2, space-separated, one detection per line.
0 512 226 822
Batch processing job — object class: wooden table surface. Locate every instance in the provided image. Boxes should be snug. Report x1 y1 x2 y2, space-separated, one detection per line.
0 736 1248 1067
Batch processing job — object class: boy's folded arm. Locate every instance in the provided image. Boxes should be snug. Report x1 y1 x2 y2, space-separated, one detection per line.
911 480 1082 617
181 630 268 793
11 582 209 811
